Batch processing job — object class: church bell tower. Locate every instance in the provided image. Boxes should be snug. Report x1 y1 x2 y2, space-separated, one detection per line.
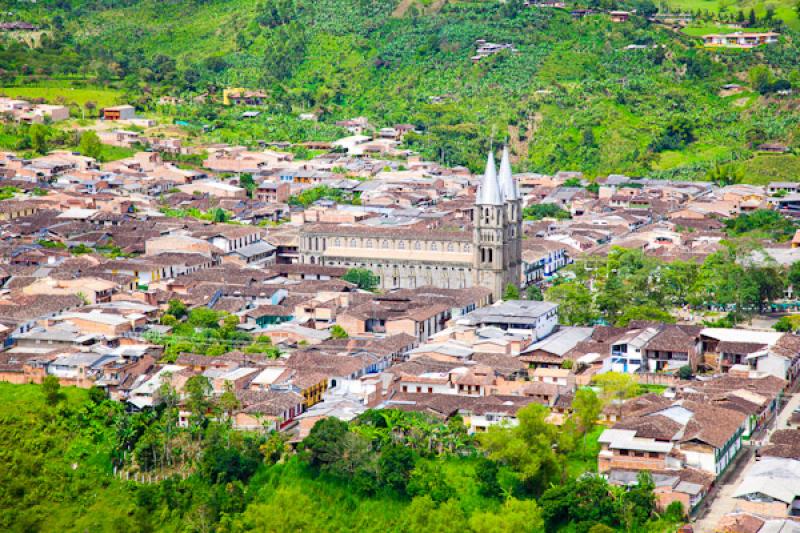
473 147 521 300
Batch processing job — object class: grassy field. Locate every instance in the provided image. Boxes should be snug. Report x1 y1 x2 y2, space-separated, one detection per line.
666 0 799 29
566 426 603 478
681 25 769 36
741 153 800 184
0 86 123 108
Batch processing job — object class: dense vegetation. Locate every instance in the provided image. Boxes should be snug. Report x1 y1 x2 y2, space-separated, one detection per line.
143 304 281 360
0 374 686 532
546 243 787 326
1 0 800 180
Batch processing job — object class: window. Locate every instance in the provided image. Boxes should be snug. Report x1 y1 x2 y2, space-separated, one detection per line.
350 239 357 247
366 240 373 248
430 243 438 251
382 240 389 248
649 452 659 458
619 450 629 456
334 238 340 246
447 243 454 252
634 451 644 458
399 241 406 249
414 241 421 250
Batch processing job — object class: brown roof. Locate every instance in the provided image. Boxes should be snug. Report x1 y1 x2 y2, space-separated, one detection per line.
716 513 765 533
679 400 748 449
643 325 700 352
236 390 303 415
717 341 767 355
615 414 683 441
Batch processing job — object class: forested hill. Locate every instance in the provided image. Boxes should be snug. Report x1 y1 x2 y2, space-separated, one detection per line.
1 0 800 178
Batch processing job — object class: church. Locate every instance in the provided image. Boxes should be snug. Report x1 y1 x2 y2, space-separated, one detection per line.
298 148 523 300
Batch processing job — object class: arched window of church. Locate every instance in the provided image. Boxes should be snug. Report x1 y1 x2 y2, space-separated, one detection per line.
430 242 438 251
414 241 421 250
382 240 389 249
399 241 406 249
447 243 454 252
350 239 357 247
334 238 340 246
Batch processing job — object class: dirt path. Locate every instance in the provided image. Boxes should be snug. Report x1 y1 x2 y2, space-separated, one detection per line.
391 0 414 17
392 0 447 18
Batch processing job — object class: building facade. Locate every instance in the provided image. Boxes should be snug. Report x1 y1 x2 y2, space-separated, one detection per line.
299 148 522 299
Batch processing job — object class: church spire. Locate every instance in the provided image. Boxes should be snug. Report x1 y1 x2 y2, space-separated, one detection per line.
498 146 518 201
477 151 502 205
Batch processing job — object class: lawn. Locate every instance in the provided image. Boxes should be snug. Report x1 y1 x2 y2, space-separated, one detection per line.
666 0 800 29
681 25 769 36
0 86 123 108
566 425 603 478
637 384 669 395
740 153 800 184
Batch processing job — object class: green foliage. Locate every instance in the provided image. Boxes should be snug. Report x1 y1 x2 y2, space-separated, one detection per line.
166 299 188 319
526 284 543 301
330 324 349 339
774 315 800 332
593 372 639 418
678 365 694 379
69 244 94 255
725 209 798 242
42 375 63 406
0 379 670 532
0 186 20 200
342 267 380 291
546 281 598 325
289 186 360 207
572 388 602 436
616 304 676 326
547 245 789 325
502 283 520 300
523 203 571 221
144 307 255 359
77 130 103 160
477 404 567 496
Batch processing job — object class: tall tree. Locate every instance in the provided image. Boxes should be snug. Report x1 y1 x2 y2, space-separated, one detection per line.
571 388 602 452
78 130 103 160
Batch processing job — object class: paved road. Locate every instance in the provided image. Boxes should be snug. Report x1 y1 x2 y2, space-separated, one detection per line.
693 392 800 532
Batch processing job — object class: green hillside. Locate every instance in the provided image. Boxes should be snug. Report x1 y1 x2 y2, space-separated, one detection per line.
0 381 684 532
0 0 799 179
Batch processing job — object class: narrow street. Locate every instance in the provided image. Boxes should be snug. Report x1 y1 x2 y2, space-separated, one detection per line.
693 392 800 532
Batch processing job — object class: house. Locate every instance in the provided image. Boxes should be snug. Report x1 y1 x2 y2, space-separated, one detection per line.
702 32 780 48
520 326 594 369
770 182 800 196
47 351 118 387
757 143 790 153
733 457 800 518
255 181 290 203
103 105 136 121
176 179 247 199
598 400 748 477
641 325 704 372
223 89 267 106
609 326 660 373
0 200 39 220
456 300 559 341
609 10 630 22
233 389 305 431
